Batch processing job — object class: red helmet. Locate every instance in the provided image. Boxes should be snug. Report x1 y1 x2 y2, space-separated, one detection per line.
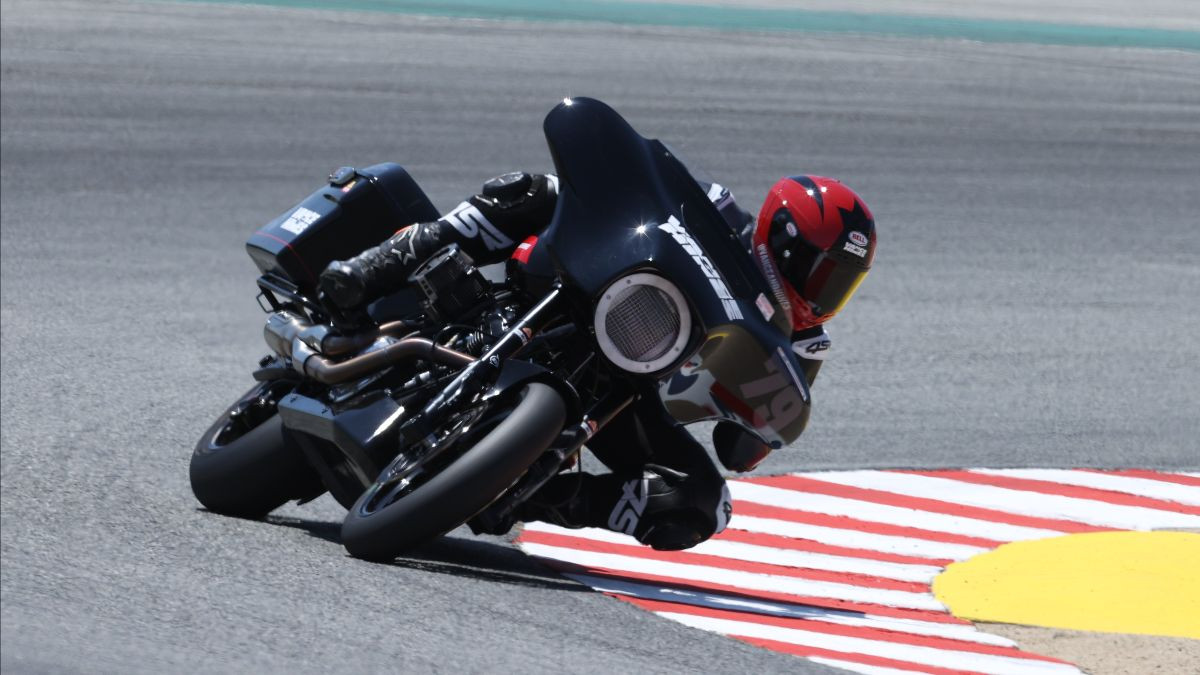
752 175 876 331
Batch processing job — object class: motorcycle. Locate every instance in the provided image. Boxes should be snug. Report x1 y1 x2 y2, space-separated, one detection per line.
191 97 812 561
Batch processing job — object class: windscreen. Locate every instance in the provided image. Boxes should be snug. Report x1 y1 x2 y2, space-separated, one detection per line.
539 97 763 311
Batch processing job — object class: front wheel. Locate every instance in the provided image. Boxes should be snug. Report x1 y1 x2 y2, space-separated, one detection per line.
341 383 566 561
190 383 324 519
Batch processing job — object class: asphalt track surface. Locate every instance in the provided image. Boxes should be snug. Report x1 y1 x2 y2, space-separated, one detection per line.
2 1 1198 672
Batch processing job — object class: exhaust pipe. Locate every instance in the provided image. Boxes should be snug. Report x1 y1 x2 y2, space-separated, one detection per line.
291 336 474 384
264 312 473 385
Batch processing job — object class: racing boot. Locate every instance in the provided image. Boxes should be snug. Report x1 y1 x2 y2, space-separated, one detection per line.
319 226 422 312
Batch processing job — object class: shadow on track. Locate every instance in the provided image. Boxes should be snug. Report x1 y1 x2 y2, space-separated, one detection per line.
259 513 590 593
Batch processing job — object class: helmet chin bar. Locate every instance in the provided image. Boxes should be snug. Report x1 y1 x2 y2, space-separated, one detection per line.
786 286 826 332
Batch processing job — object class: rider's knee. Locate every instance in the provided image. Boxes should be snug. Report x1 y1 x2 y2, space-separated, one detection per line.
612 468 733 551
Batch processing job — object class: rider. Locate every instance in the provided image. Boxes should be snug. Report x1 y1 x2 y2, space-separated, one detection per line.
319 170 876 551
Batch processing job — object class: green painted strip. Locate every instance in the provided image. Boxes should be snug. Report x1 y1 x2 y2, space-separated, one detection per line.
186 0 1200 51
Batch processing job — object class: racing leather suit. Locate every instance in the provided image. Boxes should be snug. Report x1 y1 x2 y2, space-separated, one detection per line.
319 172 830 550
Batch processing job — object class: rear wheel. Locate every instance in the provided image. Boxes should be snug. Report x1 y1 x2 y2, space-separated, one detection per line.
190 383 324 519
341 383 566 561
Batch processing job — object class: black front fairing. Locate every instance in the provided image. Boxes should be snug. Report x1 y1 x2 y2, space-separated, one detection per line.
536 98 762 325
530 97 811 445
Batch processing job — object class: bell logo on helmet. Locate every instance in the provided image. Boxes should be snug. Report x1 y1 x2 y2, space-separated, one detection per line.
849 231 868 246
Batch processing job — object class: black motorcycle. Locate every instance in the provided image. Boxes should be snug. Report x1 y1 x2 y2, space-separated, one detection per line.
191 97 812 561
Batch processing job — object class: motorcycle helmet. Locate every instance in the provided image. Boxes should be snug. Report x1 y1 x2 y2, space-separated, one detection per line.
751 175 876 331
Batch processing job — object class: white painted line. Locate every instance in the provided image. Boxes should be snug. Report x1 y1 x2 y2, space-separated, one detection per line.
567 573 1015 647
524 522 640 545
661 612 1082 675
800 471 1200 530
662 537 941 584
520 542 947 611
807 656 931 675
527 523 942 583
731 514 989 561
730 480 1065 542
971 469 1200 507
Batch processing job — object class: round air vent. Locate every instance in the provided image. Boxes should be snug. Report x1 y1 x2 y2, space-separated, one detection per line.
594 273 692 373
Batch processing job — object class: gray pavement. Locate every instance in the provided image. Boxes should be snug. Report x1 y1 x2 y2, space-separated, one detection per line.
2 0 1199 672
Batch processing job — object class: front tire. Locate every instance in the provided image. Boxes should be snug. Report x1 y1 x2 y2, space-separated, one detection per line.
190 386 324 519
341 383 566 561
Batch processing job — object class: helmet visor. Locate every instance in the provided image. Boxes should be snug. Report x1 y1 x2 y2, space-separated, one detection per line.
780 243 868 319
802 255 867 318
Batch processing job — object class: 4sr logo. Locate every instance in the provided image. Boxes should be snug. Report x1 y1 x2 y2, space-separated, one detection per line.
607 476 650 535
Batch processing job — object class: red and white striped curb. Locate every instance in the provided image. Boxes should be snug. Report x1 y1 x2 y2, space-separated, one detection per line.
516 469 1200 675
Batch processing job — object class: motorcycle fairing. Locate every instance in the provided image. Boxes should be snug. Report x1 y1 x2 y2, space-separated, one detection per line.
660 324 810 446
532 97 811 446
534 99 761 322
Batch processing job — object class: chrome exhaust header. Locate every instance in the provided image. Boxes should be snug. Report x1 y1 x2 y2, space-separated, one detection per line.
263 311 473 385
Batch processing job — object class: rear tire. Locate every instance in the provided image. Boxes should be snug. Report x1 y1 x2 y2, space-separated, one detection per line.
190 389 324 519
341 383 566 561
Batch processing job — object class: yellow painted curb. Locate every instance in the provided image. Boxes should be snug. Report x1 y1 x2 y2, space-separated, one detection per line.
933 531 1200 639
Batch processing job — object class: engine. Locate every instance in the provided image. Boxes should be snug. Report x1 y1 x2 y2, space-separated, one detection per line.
409 245 491 324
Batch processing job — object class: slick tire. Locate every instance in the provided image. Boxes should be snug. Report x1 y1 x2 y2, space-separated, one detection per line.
191 405 324 519
341 383 566 561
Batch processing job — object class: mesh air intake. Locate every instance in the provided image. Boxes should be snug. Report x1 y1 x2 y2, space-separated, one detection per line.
604 285 681 362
